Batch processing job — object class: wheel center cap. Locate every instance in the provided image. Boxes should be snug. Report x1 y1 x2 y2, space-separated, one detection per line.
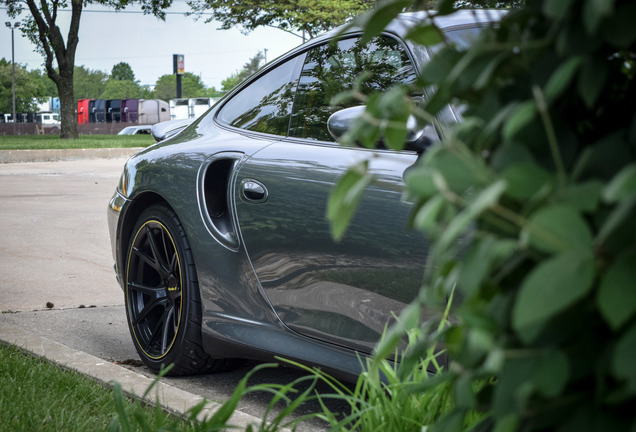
166 275 180 300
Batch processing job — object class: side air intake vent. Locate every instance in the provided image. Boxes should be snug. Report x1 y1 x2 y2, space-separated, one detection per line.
200 155 242 250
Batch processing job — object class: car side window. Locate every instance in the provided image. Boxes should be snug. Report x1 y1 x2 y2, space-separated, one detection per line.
217 54 305 136
289 36 417 142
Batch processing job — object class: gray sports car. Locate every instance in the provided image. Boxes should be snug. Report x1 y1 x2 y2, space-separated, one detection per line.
107 10 503 377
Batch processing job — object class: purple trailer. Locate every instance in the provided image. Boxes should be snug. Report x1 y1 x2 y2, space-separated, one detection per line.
122 99 139 122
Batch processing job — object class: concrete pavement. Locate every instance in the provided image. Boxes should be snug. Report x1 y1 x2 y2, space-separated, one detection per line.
0 150 276 430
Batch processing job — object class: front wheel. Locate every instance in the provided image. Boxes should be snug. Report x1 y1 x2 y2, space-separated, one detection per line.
124 204 231 375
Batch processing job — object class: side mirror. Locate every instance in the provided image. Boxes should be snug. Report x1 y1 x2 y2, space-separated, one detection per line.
327 106 366 141
151 118 194 142
327 106 436 154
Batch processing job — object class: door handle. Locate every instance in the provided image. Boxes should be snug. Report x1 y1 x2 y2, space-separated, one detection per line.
240 179 268 203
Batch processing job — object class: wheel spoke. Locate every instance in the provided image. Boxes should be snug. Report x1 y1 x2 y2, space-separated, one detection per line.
132 297 164 327
132 245 158 271
146 225 171 277
161 305 176 353
147 303 171 349
170 251 178 275
128 281 163 296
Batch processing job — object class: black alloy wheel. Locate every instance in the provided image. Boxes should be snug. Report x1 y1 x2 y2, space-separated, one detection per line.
125 204 230 375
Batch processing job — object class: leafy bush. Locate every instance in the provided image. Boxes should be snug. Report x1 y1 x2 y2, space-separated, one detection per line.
281 291 457 431
333 0 636 430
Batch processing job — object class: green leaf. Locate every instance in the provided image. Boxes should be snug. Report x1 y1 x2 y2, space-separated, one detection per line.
501 162 552 201
603 163 636 203
545 57 582 103
405 166 437 199
512 249 595 337
376 87 410 150
413 194 446 233
493 414 519 432
543 0 576 19
429 147 492 193
374 300 420 361
468 179 507 216
502 101 536 141
578 59 608 109
419 47 462 84
583 0 614 34
384 117 409 151
523 205 593 254
534 349 569 397
437 180 506 253
595 197 636 245
561 181 603 212
598 250 636 330
613 321 636 393
455 373 477 408
459 237 517 297
491 142 535 172
431 409 465 432
493 356 535 417
405 24 445 46
602 3 636 47
327 161 374 241
474 53 506 90
360 0 411 44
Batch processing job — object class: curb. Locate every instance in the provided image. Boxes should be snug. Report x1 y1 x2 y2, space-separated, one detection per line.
0 148 144 163
0 323 265 429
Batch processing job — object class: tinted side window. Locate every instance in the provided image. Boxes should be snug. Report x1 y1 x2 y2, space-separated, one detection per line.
217 55 304 136
289 36 416 142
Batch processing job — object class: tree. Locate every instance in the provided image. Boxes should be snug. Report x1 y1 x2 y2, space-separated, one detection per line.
452 0 524 6
4 0 172 138
220 51 264 93
30 67 58 97
99 79 142 99
0 59 50 113
111 62 137 82
73 65 108 99
187 0 374 40
330 0 636 430
153 72 207 100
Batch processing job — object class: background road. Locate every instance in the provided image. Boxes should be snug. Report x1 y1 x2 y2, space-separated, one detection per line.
0 157 345 430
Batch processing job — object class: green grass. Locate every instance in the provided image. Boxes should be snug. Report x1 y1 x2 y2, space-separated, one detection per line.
0 135 154 150
0 342 192 431
0 294 469 432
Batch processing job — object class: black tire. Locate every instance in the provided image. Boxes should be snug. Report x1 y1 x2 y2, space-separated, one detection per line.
124 203 232 375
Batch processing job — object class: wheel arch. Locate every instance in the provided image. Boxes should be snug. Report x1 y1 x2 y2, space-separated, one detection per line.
119 191 172 273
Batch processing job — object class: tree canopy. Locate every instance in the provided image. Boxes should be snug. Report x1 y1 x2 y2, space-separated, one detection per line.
3 0 173 137
187 0 374 40
220 51 265 93
111 62 137 82
99 79 142 99
0 58 50 113
73 65 108 100
153 72 207 100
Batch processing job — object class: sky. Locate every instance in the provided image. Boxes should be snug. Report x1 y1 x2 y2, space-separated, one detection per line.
0 2 303 90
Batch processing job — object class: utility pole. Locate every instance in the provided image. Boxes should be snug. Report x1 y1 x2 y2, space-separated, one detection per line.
5 21 20 127
173 54 184 99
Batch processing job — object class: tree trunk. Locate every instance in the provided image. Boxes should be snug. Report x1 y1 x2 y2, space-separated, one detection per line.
24 0 81 139
56 69 78 139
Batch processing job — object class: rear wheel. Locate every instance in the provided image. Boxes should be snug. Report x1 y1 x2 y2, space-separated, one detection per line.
125 204 232 375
